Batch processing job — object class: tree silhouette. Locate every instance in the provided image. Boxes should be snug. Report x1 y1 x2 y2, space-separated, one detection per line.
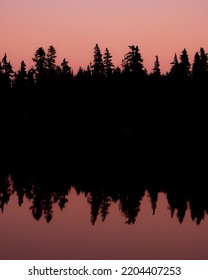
113 66 122 80
87 191 102 225
1 53 14 90
32 47 47 84
60 58 73 84
103 48 114 78
92 44 104 78
151 55 161 78
192 52 202 81
76 66 84 80
84 65 92 79
47 45 57 71
169 53 180 79
192 48 208 82
27 67 36 88
199 48 208 79
122 45 146 79
100 193 111 221
179 48 191 80
14 60 27 89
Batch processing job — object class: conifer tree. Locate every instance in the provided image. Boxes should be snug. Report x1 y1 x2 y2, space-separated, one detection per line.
92 44 104 77
179 48 191 80
169 53 180 79
32 47 47 83
103 48 114 77
47 45 57 71
122 45 146 79
152 55 161 77
1 53 14 89
15 60 27 89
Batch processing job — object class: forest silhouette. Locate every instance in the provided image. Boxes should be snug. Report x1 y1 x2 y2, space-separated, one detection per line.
0 169 207 225
1 44 208 225
0 141 208 225
1 44 208 143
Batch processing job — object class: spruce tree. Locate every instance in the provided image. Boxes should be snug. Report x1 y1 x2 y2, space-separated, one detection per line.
152 55 161 77
192 52 201 81
92 44 104 78
179 48 191 80
122 45 145 79
47 45 57 71
103 48 114 78
32 47 47 83
15 60 27 89
1 53 14 90
169 53 180 79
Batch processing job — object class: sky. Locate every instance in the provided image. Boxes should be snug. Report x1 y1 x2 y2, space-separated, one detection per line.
1 0 208 74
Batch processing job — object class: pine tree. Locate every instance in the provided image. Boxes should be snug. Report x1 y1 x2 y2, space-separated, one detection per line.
179 48 191 80
169 53 180 79
92 44 104 78
192 52 201 81
32 47 47 83
14 60 27 89
152 55 161 77
27 67 36 88
192 48 208 82
76 66 84 80
103 48 114 77
47 45 57 71
1 53 14 90
60 58 71 75
122 45 145 79
60 58 73 84
84 65 92 79
199 47 208 80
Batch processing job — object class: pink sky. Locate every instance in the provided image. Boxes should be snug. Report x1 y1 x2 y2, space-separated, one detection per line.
1 0 208 74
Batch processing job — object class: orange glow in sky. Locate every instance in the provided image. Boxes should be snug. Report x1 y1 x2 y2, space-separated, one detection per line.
1 0 208 74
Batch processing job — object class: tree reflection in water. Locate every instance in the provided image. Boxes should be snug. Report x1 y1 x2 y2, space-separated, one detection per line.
0 171 208 225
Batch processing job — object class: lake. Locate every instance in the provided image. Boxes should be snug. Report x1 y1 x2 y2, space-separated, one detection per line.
0 181 208 260
0 142 208 259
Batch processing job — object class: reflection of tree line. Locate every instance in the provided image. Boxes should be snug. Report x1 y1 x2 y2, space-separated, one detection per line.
0 172 207 225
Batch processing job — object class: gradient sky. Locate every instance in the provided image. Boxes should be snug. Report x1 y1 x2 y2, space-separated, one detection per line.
1 0 208 74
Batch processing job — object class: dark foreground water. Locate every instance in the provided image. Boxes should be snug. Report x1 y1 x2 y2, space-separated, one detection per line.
0 141 208 260
0 186 208 260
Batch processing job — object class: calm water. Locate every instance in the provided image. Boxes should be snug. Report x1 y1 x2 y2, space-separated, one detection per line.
0 142 208 259
0 182 208 260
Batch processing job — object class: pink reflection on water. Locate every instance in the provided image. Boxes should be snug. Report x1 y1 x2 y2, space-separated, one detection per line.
0 188 208 260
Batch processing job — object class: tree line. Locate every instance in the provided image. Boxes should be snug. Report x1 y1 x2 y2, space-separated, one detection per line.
0 176 207 225
0 44 208 92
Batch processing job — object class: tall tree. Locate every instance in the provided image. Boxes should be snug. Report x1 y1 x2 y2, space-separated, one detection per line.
1 53 14 90
92 44 104 78
152 55 161 77
60 58 72 75
32 47 47 83
60 58 73 84
76 66 84 80
27 67 36 88
192 48 208 82
47 45 57 72
179 48 191 80
122 45 146 79
14 60 27 89
103 48 114 77
199 48 208 80
192 52 201 81
169 53 180 79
